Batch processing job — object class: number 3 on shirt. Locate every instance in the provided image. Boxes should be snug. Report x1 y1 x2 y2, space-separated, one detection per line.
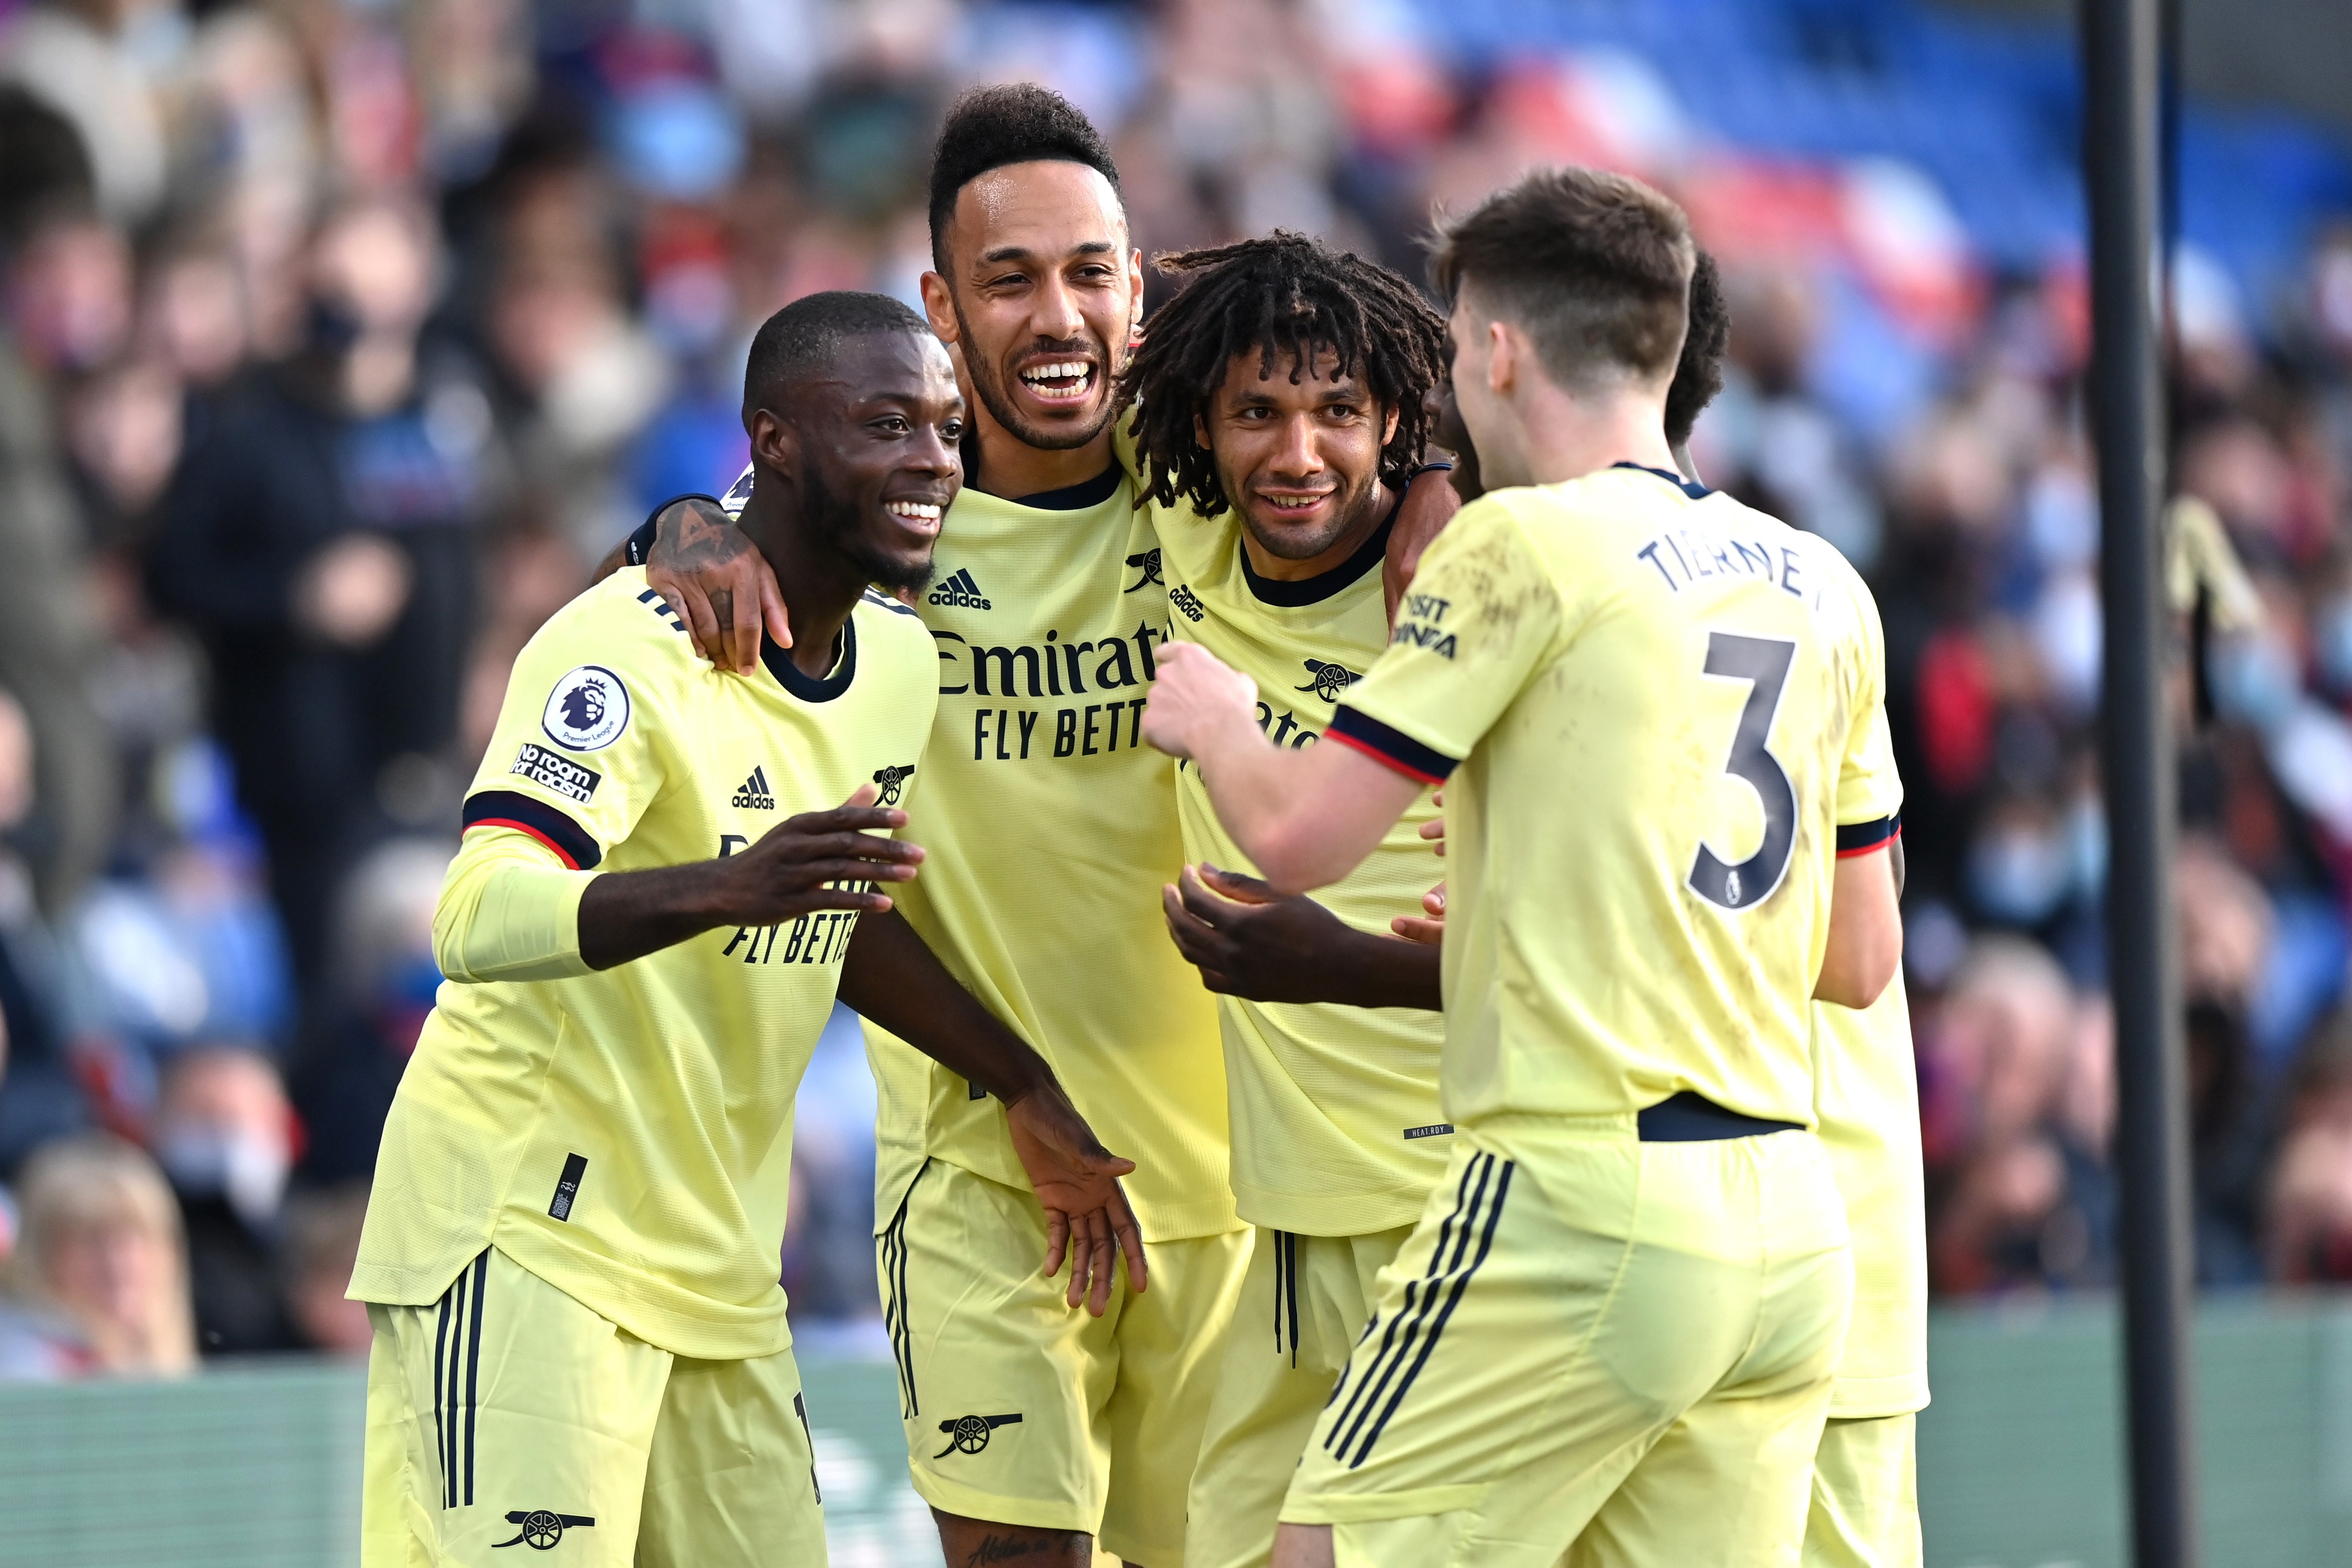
1688 632 1798 911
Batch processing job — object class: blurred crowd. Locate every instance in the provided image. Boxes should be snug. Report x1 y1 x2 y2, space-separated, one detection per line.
0 0 2348 1379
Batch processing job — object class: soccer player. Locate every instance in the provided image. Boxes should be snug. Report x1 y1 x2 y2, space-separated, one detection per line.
1139 168 1904 1568
1660 251 1929 1568
348 291 1141 1566
1434 247 1931 1567
1112 232 1455 1568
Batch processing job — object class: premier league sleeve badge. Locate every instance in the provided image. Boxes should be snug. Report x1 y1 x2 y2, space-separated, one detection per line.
542 666 631 752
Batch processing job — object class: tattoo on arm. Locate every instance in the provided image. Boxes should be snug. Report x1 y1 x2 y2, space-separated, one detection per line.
966 1535 1056 1566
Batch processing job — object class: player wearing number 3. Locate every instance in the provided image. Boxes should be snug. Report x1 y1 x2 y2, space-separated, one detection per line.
1141 168 1903 1568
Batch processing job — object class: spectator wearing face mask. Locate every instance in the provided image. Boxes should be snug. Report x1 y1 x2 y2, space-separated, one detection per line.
9 1131 194 1376
151 1044 297 1355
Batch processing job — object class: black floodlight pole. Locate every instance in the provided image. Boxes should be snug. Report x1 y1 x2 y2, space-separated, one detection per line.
2083 0 2201 1565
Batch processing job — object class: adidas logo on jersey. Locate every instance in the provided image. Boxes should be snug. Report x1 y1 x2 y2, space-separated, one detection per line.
731 766 776 810
928 568 991 610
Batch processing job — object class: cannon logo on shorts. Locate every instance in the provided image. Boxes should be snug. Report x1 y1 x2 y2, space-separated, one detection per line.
492 1510 595 1549
934 1412 1022 1457
872 763 917 806
1294 658 1360 703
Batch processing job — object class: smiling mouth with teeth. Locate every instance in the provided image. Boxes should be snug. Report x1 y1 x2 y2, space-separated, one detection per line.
1262 493 1334 513
884 501 943 523
1018 360 1097 401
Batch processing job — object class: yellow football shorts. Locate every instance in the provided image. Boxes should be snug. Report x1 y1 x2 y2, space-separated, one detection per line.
877 1157 1250 1565
360 1248 825 1567
1186 1224 1416 1568
1804 1414 1921 1568
1280 1117 1853 1568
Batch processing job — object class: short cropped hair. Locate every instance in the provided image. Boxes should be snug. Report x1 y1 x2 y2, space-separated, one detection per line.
1663 249 1730 448
927 83 1122 269
742 290 932 423
1429 166 1695 389
1121 232 1447 517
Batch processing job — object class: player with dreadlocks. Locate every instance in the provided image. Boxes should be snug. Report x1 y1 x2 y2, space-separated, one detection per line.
1115 231 1458 1568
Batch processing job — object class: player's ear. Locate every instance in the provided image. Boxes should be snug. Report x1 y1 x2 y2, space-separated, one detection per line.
748 406 798 477
1486 320 1514 396
1381 401 1401 445
1194 406 1212 451
919 271 958 346
1123 246 1146 349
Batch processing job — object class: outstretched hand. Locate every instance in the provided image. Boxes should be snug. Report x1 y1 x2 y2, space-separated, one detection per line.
646 496 792 673
714 781 919 925
1005 1085 1147 1315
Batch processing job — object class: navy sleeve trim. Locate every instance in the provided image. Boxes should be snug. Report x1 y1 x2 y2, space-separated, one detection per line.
1327 706 1458 785
625 493 726 566
463 790 604 871
1835 814 1901 857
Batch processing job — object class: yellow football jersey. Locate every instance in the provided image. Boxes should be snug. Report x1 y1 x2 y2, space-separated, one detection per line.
723 464 1236 1241
1334 465 1902 1130
1153 501 1451 1235
1815 969 1929 1418
349 567 938 1360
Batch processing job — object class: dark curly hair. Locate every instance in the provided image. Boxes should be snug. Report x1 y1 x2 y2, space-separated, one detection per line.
927 84 1122 270
1119 232 1447 518
1663 249 1730 448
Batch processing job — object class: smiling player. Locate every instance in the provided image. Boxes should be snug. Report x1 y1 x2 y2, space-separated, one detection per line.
1114 232 1456 1568
349 292 1139 1567
1140 169 1904 1568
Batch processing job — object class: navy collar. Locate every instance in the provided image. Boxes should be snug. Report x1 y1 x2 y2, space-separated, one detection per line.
1239 492 1401 608
1612 460 1711 500
760 618 857 703
1010 463 1124 511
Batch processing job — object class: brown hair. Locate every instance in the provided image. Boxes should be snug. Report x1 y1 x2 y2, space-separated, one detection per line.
1428 166 1695 390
